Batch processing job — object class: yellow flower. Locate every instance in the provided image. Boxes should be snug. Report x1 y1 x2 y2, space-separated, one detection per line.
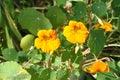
84 61 110 74
34 30 60 53
63 20 88 44
95 22 112 31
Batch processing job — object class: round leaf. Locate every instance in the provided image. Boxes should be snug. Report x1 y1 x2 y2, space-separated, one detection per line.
0 61 31 80
18 8 52 35
72 2 87 20
2 48 18 61
91 2 107 17
46 6 67 28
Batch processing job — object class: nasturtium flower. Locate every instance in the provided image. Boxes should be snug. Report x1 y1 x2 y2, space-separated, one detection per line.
63 20 88 44
84 61 110 74
95 22 112 31
34 30 60 53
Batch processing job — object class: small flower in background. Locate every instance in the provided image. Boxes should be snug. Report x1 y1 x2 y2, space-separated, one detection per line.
64 1 72 13
34 30 60 54
95 22 112 31
84 61 110 74
63 20 88 44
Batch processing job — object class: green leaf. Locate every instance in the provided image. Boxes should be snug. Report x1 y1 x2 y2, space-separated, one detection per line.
55 0 66 6
27 65 44 80
46 6 67 28
72 1 87 20
0 61 31 80
97 72 120 80
91 1 107 17
111 0 120 16
62 50 76 62
109 60 120 75
20 34 34 51
50 71 56 80
18 8 52 35
87 29 106 55
39 68 52 80
56 69 70 80
2 48 18 61
53 56 61 67
18 51 28 62
28 49 42 63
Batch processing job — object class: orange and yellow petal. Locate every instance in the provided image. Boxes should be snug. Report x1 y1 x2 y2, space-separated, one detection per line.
34 38 41 49
95 22 112 31
84 61 110 74
34 30 60 53
101 22 112 31
63 20 88 44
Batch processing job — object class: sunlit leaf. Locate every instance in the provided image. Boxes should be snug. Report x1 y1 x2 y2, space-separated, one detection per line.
53 56 61 67
18 8 52 35
0 61 31 80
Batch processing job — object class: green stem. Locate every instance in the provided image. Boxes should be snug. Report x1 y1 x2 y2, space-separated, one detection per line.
1 1 22 41
5 25 14 48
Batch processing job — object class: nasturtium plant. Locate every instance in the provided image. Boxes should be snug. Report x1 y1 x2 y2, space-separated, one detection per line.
18 8 52 35
0 0 120 80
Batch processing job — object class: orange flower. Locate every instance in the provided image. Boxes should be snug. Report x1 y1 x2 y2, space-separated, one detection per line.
95 22 112 31
63 20 88 44
34 30 60 53
84 61 110 74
